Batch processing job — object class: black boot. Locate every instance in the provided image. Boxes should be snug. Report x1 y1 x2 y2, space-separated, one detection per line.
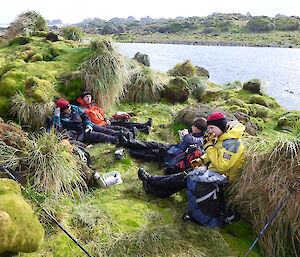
145 118 153 127
132 126 138 138
138 168 152 181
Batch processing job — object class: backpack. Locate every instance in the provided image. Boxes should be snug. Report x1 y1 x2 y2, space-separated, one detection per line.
164 145 203 175
111 112 131 122
186 169 228 228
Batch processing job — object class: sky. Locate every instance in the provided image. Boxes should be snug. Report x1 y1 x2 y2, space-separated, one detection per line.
0 0 300 25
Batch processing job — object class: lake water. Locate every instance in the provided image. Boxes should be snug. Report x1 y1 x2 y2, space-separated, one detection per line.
116 43 300 110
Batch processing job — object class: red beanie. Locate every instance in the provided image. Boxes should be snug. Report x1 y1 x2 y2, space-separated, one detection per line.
56 99 69 109
207 112 227 132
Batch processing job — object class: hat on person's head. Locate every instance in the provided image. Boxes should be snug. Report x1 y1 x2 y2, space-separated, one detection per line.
193 117 207 131
81 91 92 98
56 99 69 109
207 112 227 132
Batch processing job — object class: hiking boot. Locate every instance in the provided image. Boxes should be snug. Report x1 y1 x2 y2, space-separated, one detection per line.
132 126 138 138
145 125 151 134
138 168 151 181
146 118 153 127
117 133 128 147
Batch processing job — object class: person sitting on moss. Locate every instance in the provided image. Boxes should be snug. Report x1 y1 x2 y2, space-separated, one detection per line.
119 117 207 168
137 112 245 198
54 98 133 144
77 91 152 135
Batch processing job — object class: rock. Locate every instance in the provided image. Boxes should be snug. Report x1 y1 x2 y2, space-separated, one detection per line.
45 32 59 42
175 103 236 126
243 79 263 94
195 66 210 78
233 111 259 135
0 179 44 255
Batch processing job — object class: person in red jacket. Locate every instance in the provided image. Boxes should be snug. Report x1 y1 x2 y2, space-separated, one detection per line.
77 92 152 134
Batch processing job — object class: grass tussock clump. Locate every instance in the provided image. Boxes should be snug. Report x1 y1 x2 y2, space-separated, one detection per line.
5 10 48 40
80 38 131 110
229 134 300 257
123 64 168 103
10 92 54 130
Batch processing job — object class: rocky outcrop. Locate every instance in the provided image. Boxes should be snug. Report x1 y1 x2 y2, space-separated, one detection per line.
0 179 44 255
175 103 259 135
195 66 210 78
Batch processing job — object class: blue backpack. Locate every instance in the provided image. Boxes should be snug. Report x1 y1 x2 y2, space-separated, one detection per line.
186 169 228 228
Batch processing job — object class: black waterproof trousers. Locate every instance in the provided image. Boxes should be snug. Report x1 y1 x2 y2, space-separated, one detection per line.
143 172 187 198
111 120 149 132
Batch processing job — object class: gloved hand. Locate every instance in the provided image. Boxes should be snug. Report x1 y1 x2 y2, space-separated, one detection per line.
85 125 93 134
203 132 215 146
191 158 203 169
54 108 60 117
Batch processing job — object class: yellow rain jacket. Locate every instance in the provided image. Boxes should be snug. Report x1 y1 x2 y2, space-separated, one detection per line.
192 122 245 182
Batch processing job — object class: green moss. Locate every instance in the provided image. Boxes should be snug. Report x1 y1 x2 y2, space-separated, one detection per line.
0 179 44 254
0 69 26 96
221 221 261 257
250 95 268 107
0 96 10 119
168 60 197 78
30 53 43 62
25 77 56 102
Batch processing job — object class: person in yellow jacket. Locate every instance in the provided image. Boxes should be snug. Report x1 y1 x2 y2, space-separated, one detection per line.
191 112 245 182
137 112 245 197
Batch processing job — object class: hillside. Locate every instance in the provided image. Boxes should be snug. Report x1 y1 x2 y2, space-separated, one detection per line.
76 13 300 48
0 11 299 257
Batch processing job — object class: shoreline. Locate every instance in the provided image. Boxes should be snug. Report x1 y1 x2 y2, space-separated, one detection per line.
116 37 299 48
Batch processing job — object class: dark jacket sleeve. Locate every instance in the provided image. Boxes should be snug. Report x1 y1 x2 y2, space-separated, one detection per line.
182 134 204 148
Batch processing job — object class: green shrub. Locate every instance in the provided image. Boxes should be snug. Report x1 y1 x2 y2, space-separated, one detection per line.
246 16 274 32
133 52 150 66
275 17 299 31
187 76 208 99
167 60 197 78
61 26 84 41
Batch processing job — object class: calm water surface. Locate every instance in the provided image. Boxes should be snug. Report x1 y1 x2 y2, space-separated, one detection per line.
117 43 300 110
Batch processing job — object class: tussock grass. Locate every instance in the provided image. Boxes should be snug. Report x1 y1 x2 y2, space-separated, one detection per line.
80 38 130 110
26 129 88 199
229 134 300 257
10 92 54 130
123 63 168 103
5 10 48 40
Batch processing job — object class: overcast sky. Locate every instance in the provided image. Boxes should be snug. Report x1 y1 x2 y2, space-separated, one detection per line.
1 0 299 24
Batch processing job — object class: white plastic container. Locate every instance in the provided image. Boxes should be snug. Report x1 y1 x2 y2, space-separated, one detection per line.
103 171 123 187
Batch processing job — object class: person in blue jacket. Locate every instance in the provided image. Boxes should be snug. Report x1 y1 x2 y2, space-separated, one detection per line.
54 98 131 144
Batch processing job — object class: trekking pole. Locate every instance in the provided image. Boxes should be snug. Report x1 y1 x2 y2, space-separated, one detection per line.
0 167 94 257
243 176 300 257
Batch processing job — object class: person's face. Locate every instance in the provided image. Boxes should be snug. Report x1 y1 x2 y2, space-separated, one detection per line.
83 95 92 104
191 125 201 134
207 125 223 137
63 105 71 115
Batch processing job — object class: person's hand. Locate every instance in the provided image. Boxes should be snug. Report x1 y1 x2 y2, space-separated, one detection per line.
106 120 111 125
54 108 60 117
203 132 215 145
181 129 189 137
191 158 203 169
85 125 93 134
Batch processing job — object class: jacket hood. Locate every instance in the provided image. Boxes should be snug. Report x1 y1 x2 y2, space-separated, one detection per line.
77 97 93 107
219 121 245 140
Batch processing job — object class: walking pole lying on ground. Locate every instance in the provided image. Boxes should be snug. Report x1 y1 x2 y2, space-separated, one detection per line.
243 177 300 257
0 167 94 257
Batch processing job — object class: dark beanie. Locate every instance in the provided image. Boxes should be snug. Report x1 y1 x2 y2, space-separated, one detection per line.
207 112 227 132
56 99 69 109
81 91 92 98
193 117 207 131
